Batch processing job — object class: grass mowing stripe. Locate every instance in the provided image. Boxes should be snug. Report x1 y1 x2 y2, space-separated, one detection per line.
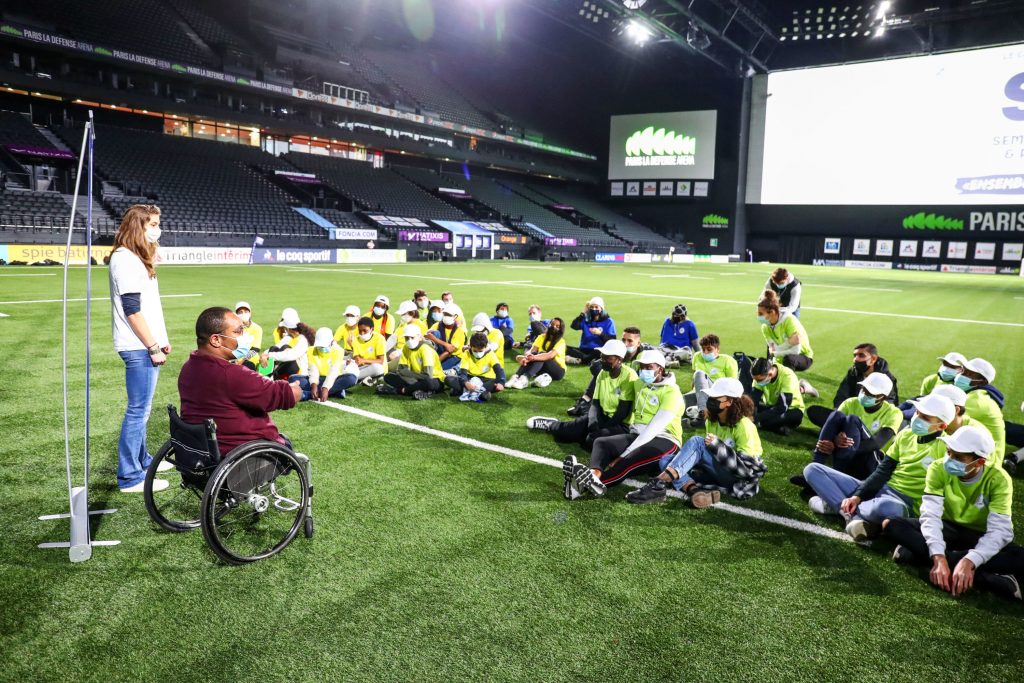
0 293 203 305
279 266 1024 327
313 400 854 544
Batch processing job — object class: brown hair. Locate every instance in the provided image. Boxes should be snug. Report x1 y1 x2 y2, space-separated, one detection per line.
699 334 721 349
757 289 780 314
771 267 789 283
276 321 316 345
112 204 161 278
720 394 755 427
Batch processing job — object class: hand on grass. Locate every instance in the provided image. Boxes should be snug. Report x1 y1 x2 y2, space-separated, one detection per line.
950 557 975 597
930 555 951 592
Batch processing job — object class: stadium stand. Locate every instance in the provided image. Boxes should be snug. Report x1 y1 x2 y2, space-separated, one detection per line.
285 153 469 223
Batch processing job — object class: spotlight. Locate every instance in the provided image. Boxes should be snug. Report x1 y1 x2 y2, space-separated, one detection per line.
624 19 653 45
685 22 711 50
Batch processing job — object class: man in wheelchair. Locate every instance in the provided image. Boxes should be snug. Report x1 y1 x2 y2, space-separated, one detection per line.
178 306 301 454
144 306 312 564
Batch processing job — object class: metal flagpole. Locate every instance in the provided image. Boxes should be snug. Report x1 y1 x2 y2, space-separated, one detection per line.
38 110 119 562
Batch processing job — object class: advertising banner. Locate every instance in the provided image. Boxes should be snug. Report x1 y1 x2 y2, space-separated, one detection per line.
336 249 407 264
823 238 841 254
921 240 942 258
4 144 75 160
544 237 578 247
853 239 871 255
693 181 709 197
974 242 996 260
659 181 674 196
624 253 653 264
608 110 717 181
676 181 691 196
159 246 252 264
252 247 333 264
941 264 998 274
5 244 112 264
846 260 893 269
1002 243 1023 261
651 254 671 263
595 253 625 262
895 263 939 271
947 241 968 259
610 182 624 196
899 240 918 257
331 228 377 240
626 182 640 196
875 240 893 256
672 254 695 264
642 181 657 197
398 230 447 242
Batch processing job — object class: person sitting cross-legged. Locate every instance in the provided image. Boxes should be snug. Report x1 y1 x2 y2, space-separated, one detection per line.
293 327 348 401
883 425 1022 602
749 357 805 435
377 325 445 400
526 339 637 451
445 331 506 402
627 377 766 508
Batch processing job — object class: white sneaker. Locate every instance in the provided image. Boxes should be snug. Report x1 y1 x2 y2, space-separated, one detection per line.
526 416 559 431
361 377 379 387
808 495 832 515
156 460 174 472
532 373 553 388
121 479 167 493
565 356 582 365
665 359 681 369
511 374 528 389
798 379 819 397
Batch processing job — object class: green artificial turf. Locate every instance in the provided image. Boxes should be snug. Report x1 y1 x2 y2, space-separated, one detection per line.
1 260 1023 682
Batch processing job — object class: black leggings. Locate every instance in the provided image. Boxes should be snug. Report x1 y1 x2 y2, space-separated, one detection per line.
445 375 497 395
589 434 679 487
885 517 1024 578
756 406 804 433
552 417 629 451
516 359 565 380
383 372 441 395
806 405 832 428
780 354 813 372
566 346 601 364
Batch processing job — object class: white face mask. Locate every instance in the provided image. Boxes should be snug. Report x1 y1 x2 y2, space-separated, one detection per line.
145 226 162 243
442 315 455 326
358 331 372 342
405 338 421 350
401 314 413 323
345 316 357 327
472 350 486 359
529 313 540 322
237 311 251 323
416 298 428 308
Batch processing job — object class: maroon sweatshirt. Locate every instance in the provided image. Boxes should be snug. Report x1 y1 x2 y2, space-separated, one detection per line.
178 351 296 455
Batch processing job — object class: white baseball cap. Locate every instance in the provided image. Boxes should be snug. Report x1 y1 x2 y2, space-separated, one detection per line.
931 384 967 407
588 296 605 308
313 327 333 348
234 301 251 312
909 394 956 424
706 377 744 399
396 300 417 315
937 351 967 367
857 373 893 398
344 304 361 318
279 307 300 328
636 349 667 367
429 300 444 310
596 339 627 359
402 324 423 340
443 304 460 317
940 425 995 458
470 312 492 332
374 294 390 306
962 357 996 384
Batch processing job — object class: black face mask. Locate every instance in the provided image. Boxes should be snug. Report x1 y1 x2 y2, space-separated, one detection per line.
854 360 869 375
706 400 724 418
600 361 615 372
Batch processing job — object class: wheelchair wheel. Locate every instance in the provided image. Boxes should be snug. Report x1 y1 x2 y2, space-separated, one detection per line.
144 440 203 532
200 442 309 564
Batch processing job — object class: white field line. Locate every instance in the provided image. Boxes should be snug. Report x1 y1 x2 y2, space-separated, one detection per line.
448 280 533 286
0 312 8 317
0 273 56 277
501 265 560 270
282 267 1024 328
810 283 903 293
314 400 853 544
0 293 203 305
647 274 713 280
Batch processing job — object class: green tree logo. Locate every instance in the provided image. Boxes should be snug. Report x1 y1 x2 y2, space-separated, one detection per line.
702 214 729 226
626 127 696 156
902 212 964 230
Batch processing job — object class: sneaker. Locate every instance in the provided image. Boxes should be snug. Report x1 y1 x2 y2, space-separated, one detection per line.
444 368 459 377
509 374 527 389
573 464 606 497
808 496 832 515
891 545 915 565
565 356 582 366
526 416 559 431
121 479 167 493
156 460 175 472
845 518 879 542
665 359 681 369
532 373 553 388
478 390 492 402
562 455 580 501
798 379 819 397
688 489 721 509
625 479 668 504
375 384 398 395
789 474 808 488
412 390 433 400
976 572 1023 601
361 376 379 387
566 396 591 416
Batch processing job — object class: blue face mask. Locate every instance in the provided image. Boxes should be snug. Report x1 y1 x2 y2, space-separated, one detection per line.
937 366 958 382
701 352 717 363
316 345 331 354
373 306 386 317
943 456 970 478
639 369 657 384
754 377 771 387
953 373 974 391
226 332 252 360
430 311 441 323
910 416 935 436
757 315 769 325
858 392 879 408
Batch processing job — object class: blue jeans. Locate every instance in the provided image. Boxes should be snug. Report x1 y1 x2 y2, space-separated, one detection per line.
117 349 161 488
802 462 913 522
659 435 736 491
291 374 347 400
441 355 461 371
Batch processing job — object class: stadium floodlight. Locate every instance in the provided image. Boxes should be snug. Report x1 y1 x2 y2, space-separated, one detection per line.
876 1 891 20
624 19 653 45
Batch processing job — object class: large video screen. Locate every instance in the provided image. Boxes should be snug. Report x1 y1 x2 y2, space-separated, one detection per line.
747 42 1024 205
608 110 717 181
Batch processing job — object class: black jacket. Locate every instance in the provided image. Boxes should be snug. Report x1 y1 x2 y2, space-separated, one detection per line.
832 356 899 408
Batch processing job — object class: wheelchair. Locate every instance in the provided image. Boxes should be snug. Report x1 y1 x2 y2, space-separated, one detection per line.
143 405 314 564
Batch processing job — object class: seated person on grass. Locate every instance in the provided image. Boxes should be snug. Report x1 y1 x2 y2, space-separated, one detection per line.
564 350 684 500
659 303 699 367
566 326 652 417
883 425 1022 602
806 343 899 427
802 393 958 543
445 331 506 402
294 328 348 402
342 316 387 388
749 357 805 435
388 300 428 370
898 351 965 420
179 307 301 456
684 333 739 428
512 304 549 349
627 377 765 509
567 296 616 365
470 312 505 357
425 304 466 372
526 339 637 451
507 318 567 390
377 325 445 400
490 302 515 349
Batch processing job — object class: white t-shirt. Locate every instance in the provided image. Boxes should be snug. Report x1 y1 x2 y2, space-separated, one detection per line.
109 247 168 352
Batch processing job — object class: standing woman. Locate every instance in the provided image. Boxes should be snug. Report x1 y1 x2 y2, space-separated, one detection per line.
108 204 170 493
